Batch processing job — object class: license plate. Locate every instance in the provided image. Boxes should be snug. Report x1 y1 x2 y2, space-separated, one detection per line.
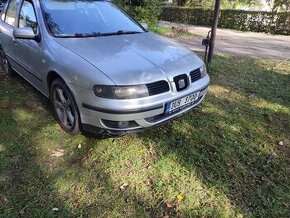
166 92 200 114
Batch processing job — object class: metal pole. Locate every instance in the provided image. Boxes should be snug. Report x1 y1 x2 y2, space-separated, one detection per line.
208 0 221 63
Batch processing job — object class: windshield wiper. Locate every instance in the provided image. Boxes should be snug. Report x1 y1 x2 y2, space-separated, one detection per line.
57 31 142 38
101 30 142 36
73 32 102 38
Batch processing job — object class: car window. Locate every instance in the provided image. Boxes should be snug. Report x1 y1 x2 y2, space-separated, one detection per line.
5 0 21 26
41 0 144 37
1 9 6 21
19 0 37 33
1 2 7 21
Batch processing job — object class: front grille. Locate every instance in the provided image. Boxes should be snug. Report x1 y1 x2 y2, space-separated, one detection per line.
190 68 201 83
146 80 170 96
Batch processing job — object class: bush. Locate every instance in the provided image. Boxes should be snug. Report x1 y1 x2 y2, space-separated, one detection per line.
160 7 290 35
115 0 161 24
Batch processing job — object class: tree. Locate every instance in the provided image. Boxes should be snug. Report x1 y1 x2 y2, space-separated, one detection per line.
272 0 290 11
177 0 187 6
183 0 290 11
115 0 161 24
184 0 257 9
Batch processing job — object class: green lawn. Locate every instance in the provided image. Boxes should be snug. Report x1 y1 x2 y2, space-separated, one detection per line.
149 25 198 40
0 54 289 217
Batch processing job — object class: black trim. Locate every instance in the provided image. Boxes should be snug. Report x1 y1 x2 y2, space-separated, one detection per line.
190 68 202 83
82 103 163 114
200 85 209 92
174 74 189 92
6 54 43 82
146 80 170 96
101 119 139 129
82 123 143 137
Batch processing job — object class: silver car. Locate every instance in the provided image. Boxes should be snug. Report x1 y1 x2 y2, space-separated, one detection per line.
0 0 210 136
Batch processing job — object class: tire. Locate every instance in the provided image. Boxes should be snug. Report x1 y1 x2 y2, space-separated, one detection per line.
50 78 80 135
0 50 15 76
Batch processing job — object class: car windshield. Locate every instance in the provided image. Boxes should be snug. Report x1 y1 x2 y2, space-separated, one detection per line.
41 0 145 37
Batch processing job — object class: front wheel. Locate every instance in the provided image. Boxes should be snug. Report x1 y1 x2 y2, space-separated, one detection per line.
50 79 80 135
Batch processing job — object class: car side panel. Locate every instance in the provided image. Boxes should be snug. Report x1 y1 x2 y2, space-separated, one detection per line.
0 21 17 68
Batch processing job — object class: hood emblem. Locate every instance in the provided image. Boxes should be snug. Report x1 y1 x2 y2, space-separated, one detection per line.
174 74 188 92
178 79 186 89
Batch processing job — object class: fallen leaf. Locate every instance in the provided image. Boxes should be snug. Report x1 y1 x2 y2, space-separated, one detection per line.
52 207 59 212
50 149 65 157
176 194 184 202
119 183 128 191
264 114 273 123
165 201 173 209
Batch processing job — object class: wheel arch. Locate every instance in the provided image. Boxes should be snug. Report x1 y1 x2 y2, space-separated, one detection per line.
47 71 64 94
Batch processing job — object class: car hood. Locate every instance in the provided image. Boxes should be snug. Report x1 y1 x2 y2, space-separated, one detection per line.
55 32 203 85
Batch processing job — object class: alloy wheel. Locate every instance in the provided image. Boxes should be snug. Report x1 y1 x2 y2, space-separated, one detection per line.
52 87 75 129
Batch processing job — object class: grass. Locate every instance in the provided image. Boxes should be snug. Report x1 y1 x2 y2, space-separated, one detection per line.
149 25 198 40
0 54 290 217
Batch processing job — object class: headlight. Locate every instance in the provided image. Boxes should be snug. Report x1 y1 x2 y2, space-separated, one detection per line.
200 64 207 78
94 85 149 99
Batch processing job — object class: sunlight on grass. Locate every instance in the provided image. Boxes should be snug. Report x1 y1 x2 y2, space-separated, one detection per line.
1 55 289 217
0 143 5 152
32 131 244 217
209 84 290 116
150 25 198 40
13 109 34 121
252 99 290 115
151 155 244 217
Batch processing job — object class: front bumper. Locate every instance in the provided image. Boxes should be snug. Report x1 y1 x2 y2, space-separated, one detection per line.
68 74 210 134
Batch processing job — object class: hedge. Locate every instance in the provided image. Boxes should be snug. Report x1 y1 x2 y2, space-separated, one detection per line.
115 0 161 24
160 7 290 35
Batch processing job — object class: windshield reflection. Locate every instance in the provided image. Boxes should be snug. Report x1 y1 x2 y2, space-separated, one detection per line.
41 0 144 37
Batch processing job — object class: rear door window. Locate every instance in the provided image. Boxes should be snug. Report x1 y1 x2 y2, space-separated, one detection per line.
5 0 21 26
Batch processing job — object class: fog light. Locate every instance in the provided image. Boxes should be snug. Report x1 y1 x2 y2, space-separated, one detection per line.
117 121 129 128
101 120 139 129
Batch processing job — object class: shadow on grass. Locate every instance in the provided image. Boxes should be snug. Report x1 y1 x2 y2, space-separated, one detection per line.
0 55 289 217
209 55 290 108
136 55 290 217
0 73 152 216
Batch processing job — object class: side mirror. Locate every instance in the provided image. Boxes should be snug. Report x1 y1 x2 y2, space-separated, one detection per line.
140 23 148 31
13 27 36 40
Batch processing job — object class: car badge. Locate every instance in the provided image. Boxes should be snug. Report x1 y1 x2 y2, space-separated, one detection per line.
178 79 186 89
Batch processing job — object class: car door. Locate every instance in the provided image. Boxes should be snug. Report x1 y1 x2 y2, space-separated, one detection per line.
0 0 21 69
12 0 44 90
